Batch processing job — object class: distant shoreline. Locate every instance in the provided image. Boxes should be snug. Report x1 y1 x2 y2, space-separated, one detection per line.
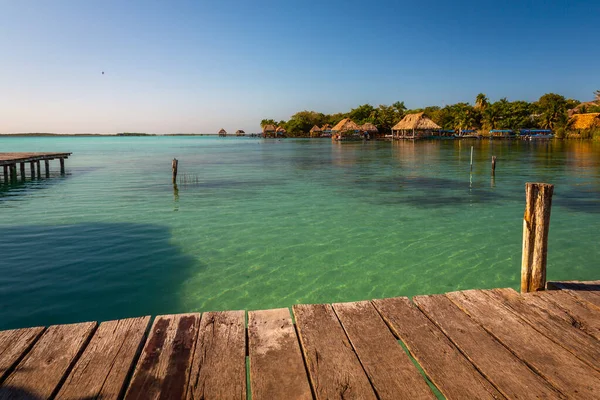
0 133 227 137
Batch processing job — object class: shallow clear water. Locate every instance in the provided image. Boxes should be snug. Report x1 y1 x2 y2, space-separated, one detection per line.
1 137 599 329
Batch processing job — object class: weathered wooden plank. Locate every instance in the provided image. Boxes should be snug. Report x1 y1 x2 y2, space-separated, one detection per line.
125 314 199 400
0 327 45 383
187 311 246 400
448 289 600 398
248 308 312 400
414 294 565 399
0 322 96 400
333 301 435 400
535 290 600 340
487 288 600 371
293 304 377 400
372 297 503 400
562 289 600 308
56 316 150 400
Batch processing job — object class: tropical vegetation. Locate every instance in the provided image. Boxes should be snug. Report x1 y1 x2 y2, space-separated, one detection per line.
261 91 600 138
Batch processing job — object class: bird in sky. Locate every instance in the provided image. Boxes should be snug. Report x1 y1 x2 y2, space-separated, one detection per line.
102 71 104 75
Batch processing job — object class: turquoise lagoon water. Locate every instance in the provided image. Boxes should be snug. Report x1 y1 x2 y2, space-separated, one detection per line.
1 136 599 330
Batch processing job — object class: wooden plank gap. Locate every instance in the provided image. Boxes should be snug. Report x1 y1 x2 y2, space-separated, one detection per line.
292 320 317 400
0 327 46 386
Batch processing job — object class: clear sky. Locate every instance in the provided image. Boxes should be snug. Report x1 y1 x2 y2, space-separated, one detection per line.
1 0 598 134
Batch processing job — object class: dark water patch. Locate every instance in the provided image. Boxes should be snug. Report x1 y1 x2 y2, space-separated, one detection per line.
0 223 198 330
554 188 600 214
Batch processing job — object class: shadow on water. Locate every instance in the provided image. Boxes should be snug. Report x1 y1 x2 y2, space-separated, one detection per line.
0 223 199 330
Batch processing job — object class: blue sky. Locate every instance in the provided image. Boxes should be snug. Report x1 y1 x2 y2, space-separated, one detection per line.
1 0 598 134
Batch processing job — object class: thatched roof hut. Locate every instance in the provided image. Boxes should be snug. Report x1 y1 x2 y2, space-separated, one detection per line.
332 118 360 133
218 128 227 135
235 129 245 136
276 126 287 133
262 124 276 134
570 113 600 130
361 123 378 133
321 124 332 132
392 113 440 131
310 125 322 133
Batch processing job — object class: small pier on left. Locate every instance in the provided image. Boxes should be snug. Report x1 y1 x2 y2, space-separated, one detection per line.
0 152 72 183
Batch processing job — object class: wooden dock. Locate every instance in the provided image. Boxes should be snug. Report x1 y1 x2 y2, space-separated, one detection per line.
0 281 599 399
0 152 72 183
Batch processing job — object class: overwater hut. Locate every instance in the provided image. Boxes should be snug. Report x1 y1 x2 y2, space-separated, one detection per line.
309 125 322 137
391 113 441 139
262 124 276 138
321 124 333 137
235 130 245 136
361 123 378 134
332 118 360 133
276 126 287 136
570 113 600 130
218 128 227 137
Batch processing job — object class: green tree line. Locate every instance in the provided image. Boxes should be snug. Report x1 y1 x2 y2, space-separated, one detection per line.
261 91 600 137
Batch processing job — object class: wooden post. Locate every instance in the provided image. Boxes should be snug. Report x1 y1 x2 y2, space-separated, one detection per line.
3 165 8 182
470 146 473 172
20 163 26 180
521 183 554 293
45 160 50 177
30 162 35 179
60 158 65 174
172 158 178 184
10 164 17 182
491 156 496 176
36 160 41 178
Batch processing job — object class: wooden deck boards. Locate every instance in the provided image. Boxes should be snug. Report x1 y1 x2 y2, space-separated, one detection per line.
0 281 599 399
0 152 72 166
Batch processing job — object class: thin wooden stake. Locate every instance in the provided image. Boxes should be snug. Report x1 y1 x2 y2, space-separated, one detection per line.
172 158 178 184
521 183 554 293
470 146 473 172
491 156 496 176
60 158 65 174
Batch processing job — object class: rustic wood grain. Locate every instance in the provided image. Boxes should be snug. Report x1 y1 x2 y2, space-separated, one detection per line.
0 152 72 165
372 297 502 400
534 290 600 340
56 316 150 400
248 308 312 400
487 288 600 372
293 303 377 400
0 322 95 400
333 301 435 400
521 183 553 293
187 311 246 400
125 314 199 400
0 327 45 383
448 289 600 398
414 294 565 399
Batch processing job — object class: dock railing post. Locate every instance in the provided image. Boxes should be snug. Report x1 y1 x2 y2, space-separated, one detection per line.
521 183 554 293
172 158 178 184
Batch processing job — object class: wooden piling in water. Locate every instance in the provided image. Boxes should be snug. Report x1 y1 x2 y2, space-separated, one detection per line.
36 160 41 178
60 158 65 174
30 162 35 179
3 165 8 182
491 156 496 176
45 160 50 177
172 158 178 184
10 164 17 182
521 183 554 293
20 163 26 180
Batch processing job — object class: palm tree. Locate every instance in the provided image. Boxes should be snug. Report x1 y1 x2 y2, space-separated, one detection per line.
595 90 600 102
475 93 489 110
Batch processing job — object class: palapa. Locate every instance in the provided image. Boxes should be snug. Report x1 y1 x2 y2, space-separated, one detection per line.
309 125 322 133
570 113 600 130
262 124 276 133
361 123 378 133
392 113 441 131
321 124 332 131
276 126 287 133
331 118 360 132
218 128 227 134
